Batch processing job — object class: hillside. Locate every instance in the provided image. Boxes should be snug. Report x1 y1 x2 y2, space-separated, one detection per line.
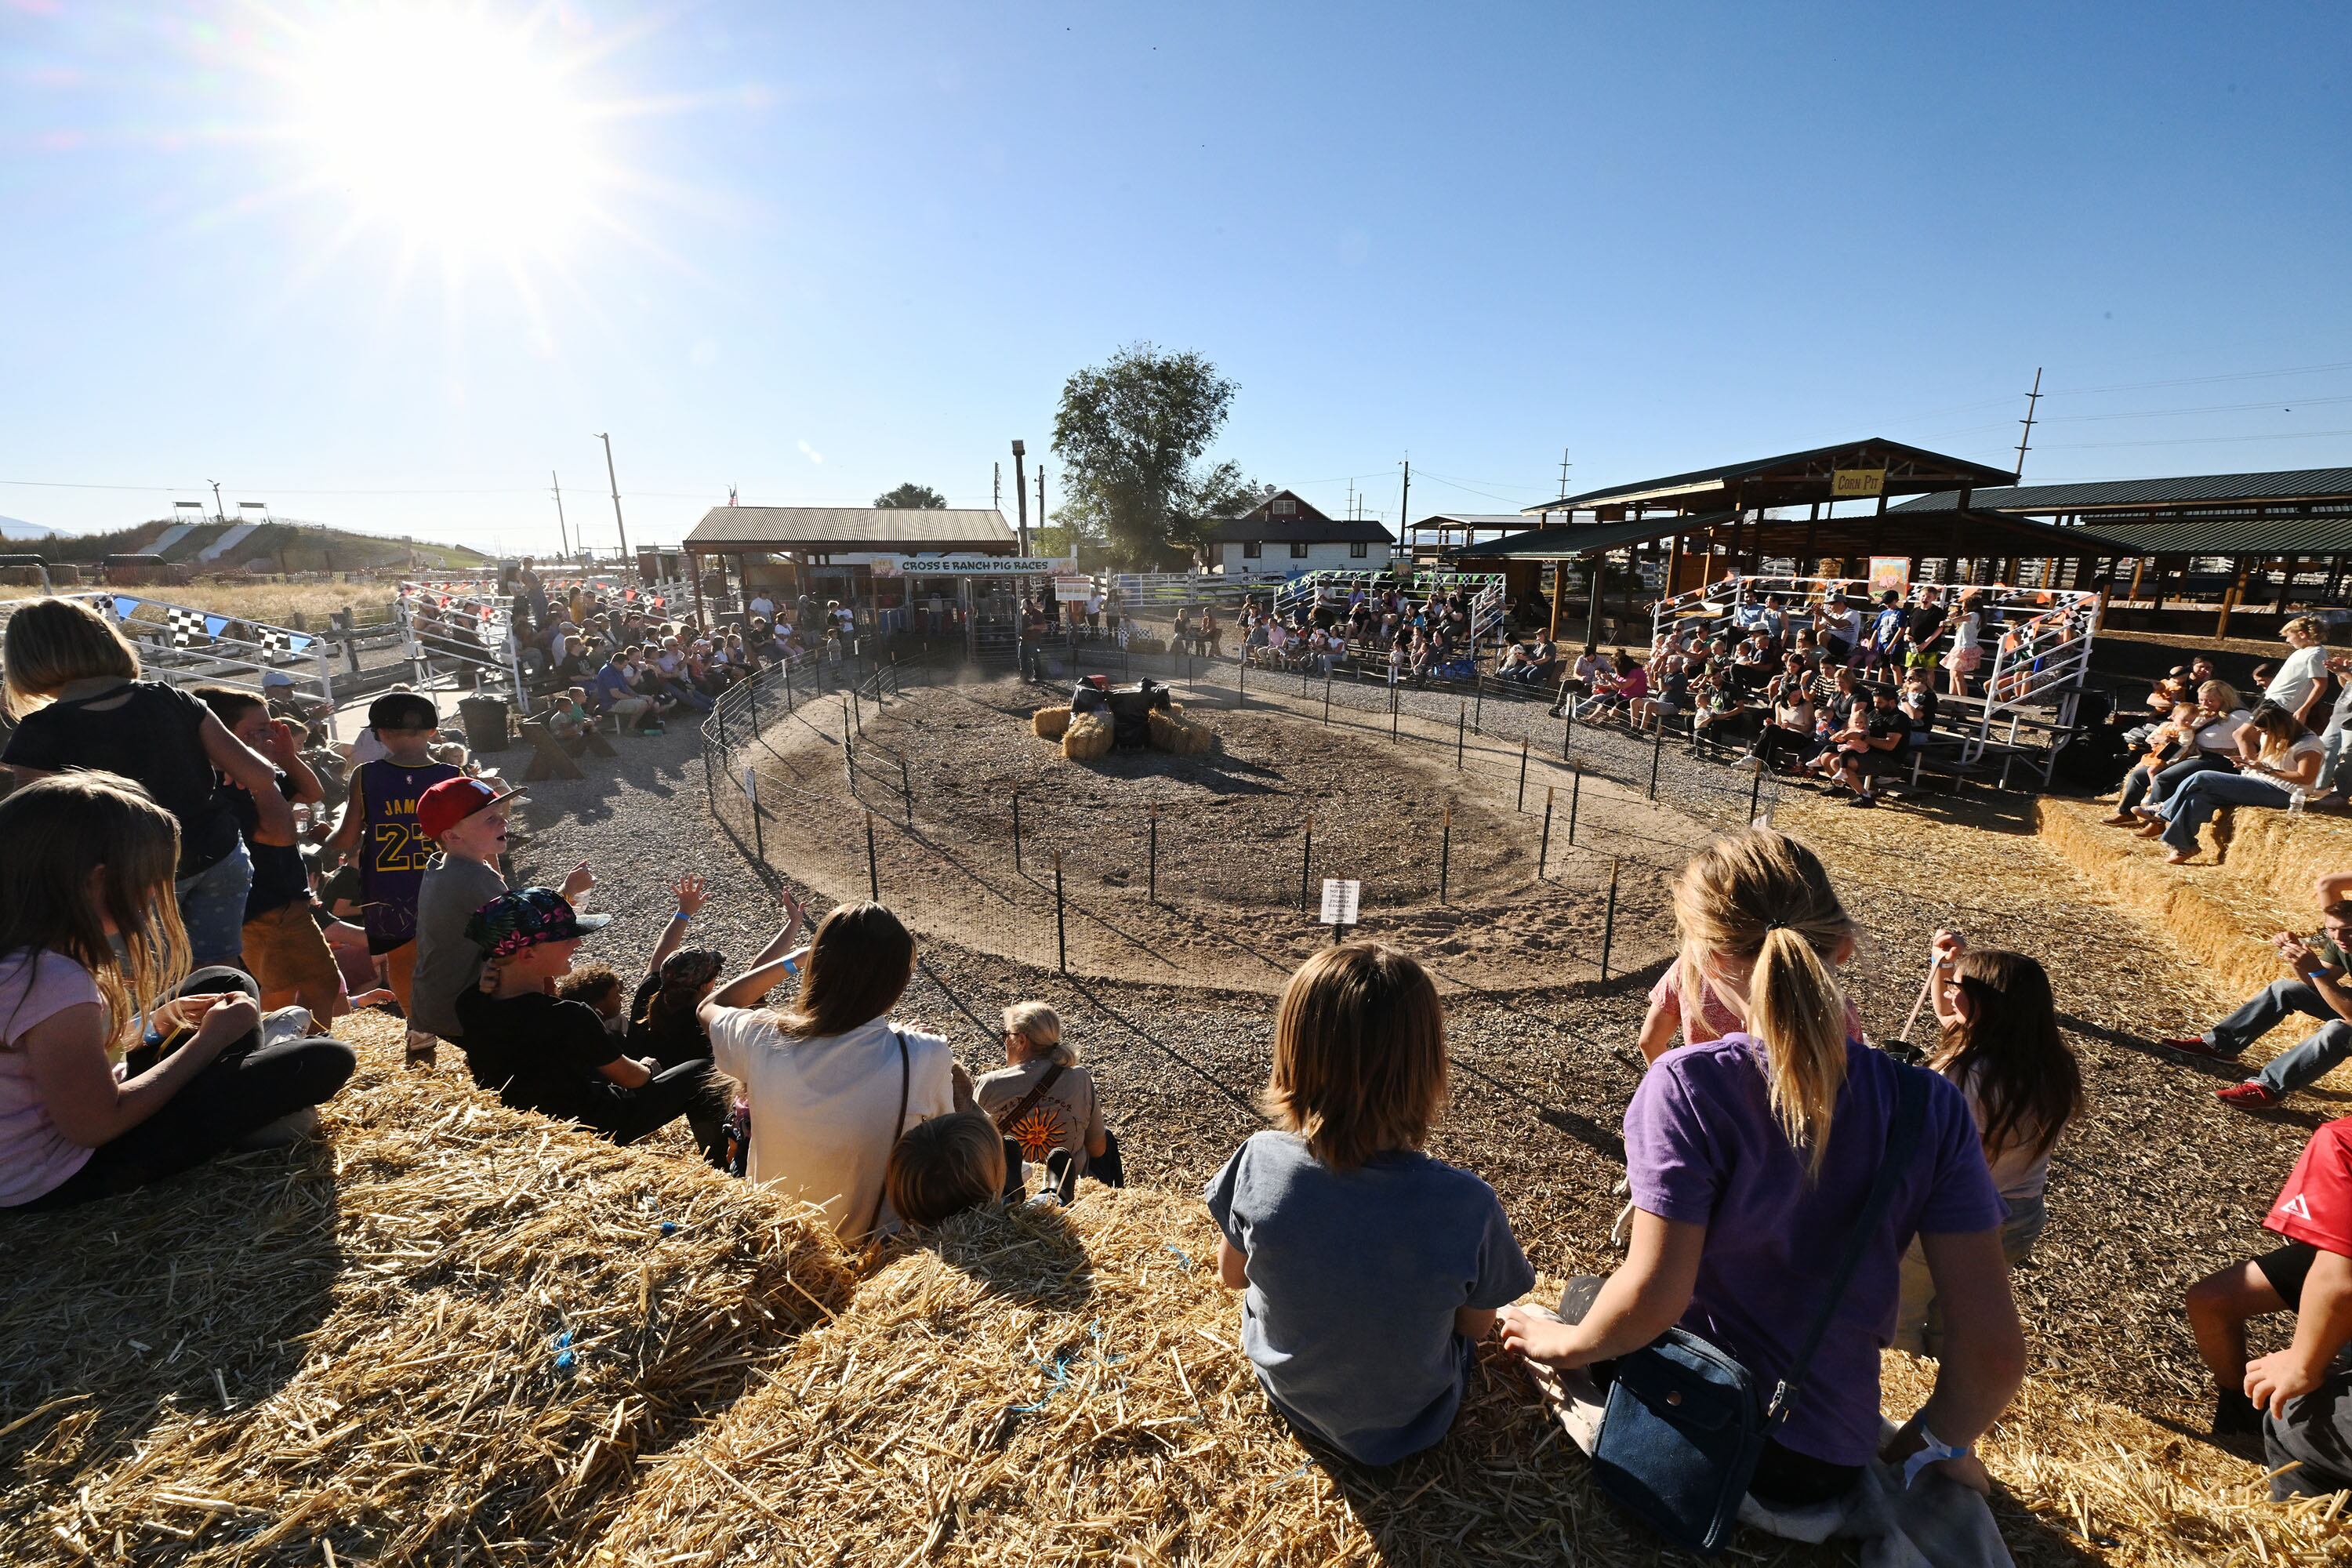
35 517 487 573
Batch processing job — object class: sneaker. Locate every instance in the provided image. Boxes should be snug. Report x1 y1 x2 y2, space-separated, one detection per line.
2159 1035 2239 1060
2212 1388 2263 1439
1847 793 1878 808
1044 1147 1080 1207
1821 784 1853 799
233 1105 319 1152
404 1030 437 1071
2216 1081 2282 1110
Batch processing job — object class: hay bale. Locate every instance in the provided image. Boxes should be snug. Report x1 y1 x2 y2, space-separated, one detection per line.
1062 710 1112 760
1 1014 853 1566
1030 705 1071 741
1149 708 1216 756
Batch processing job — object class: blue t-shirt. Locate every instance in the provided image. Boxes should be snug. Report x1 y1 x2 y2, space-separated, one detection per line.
590 665 634 708
1623 1036 2004 1467
1203 1131 1534 1465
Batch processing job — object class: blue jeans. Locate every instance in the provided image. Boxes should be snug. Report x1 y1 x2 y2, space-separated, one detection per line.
2323 728 2347 795
175 840 254 968
2147 752 2234 808
2158 770 2291 853
2202 977 2352 1095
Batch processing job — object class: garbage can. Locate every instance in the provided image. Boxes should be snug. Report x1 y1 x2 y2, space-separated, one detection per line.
459 693 511 754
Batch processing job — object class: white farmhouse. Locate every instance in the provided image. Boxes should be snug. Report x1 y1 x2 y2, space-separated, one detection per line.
1198 489 1395 575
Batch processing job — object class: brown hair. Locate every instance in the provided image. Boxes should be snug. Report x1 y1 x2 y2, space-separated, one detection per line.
2246 700 2312 765
1672 830 1855 1176
3 597 140 717
775 902 915 1039
0 771 190 1052
885 1111 1006 1227
191 684 265 729
1262 943 1447 1171
556 963 622 1011
1933 949 2082 1163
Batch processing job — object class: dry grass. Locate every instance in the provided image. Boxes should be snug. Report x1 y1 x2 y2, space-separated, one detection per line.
1032 703 1073 740
1 1013 852 1566
1063 710 1112 760
0 581 403 627
1150 704 1218 755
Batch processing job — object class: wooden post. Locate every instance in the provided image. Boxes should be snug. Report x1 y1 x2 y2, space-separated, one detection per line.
1584 552 1605 649
2150 558 2172 614
2217 558 2249 640
689 547 708 629
1546 562 1566 641
2125 556 2147 604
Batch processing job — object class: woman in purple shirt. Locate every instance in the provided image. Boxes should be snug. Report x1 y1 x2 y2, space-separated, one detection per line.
1500 830 2024 1508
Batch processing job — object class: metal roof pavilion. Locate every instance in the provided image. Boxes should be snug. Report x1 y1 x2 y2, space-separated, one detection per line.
1889 467 2352 517
1522 439 2017 517
684 506 1016 554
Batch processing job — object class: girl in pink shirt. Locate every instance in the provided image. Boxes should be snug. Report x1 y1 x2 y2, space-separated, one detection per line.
0 773 353 1211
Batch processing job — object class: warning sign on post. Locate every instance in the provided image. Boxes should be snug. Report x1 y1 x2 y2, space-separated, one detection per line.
1052 575 1093 603
1319 878 1362 927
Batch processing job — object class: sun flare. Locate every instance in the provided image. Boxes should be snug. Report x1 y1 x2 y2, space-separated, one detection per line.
293 5 596 258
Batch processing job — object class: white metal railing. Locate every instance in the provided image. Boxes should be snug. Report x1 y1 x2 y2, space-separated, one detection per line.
1272 569 1508 644
0 590 339 723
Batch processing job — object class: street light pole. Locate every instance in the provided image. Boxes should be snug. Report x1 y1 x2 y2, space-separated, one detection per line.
550 470 572 558
1011 440 1029 558
595 433 631 562
209 480 225 521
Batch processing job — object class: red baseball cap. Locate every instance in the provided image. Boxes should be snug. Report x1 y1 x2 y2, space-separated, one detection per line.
416 776 525 840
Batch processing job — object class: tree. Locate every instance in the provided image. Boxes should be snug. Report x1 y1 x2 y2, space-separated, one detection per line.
874 482 947 510
1051 343 1243 566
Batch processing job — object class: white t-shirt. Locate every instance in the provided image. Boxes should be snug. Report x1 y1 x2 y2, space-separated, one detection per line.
748 595 775 619
2266 644 2329 714
703 1011 956 1237
2194 707 2253 753
1951 612 1981 651
0 950 106 1207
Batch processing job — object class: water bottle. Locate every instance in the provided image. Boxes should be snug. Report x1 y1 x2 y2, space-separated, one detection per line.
2290 786 2310 816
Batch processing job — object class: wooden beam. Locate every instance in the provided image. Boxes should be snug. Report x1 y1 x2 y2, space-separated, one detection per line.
2125 556 2146 604
2216 557 2249 640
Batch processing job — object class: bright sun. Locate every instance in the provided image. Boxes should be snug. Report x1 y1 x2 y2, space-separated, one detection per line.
294 5 595 256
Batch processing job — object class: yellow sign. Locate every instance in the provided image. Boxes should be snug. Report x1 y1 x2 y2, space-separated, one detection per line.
1832 468 1887 498
1868 557 1911 599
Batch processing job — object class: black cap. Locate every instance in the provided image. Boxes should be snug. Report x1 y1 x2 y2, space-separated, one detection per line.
368 691 439 732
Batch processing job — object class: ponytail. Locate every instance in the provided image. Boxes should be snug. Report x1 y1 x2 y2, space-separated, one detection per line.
1750 925 1850 1177
1671 829 1856 1178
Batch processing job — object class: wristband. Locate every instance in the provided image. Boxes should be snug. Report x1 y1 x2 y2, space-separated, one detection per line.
670 909 691 924
1900 1424 1969 1488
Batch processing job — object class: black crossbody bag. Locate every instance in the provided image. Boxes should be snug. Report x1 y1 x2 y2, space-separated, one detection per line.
1587 1065 1929 1555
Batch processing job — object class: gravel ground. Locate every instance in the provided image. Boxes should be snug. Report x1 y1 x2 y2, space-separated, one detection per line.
490 692 2325 1446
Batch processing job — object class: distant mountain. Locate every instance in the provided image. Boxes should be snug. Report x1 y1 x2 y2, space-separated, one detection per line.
0 516 74 541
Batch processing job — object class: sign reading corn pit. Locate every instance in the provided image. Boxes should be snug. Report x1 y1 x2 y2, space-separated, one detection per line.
1831 467 1888 498
1319 878 1362 926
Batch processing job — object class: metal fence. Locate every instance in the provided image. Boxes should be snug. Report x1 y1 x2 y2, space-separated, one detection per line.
697 637 1798 990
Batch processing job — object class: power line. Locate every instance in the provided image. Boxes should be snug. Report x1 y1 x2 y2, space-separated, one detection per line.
2040 426 2352 452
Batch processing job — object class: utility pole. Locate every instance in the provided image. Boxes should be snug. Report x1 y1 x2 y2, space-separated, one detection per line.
1036 466 1047 557
550 470 572 557
209 480 225 521
993 461 1001 510
1011 439 1029 557
1557 448 1573 502
594 432 631 561
1398 458 1410 543
2013 368 2043 481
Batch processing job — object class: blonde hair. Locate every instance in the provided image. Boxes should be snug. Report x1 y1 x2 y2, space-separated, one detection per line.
1671 830 1856 1176
1003 1000 1075 1065
885 1111 1006 1228
2196 679 2242 712
0 771 190 1054
3 597 140 717
2284 615 2323 644
1263 943 1446 1171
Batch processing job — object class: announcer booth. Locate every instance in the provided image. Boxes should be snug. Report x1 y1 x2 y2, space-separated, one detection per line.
681 504 1022 636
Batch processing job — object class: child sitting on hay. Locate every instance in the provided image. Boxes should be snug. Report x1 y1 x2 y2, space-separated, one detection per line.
884 1110 1005 1228
975 1002 1125 1196
1203 944 1534 1466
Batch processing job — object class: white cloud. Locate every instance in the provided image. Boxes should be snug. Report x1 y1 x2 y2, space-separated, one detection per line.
797 440 824 465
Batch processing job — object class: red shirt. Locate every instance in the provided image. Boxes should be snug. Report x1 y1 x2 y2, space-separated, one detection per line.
2265 1116 2352 1257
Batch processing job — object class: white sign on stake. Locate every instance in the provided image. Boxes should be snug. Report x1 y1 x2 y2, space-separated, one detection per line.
743 765 759 800
1319 878 1362 927
1052 575 1093 604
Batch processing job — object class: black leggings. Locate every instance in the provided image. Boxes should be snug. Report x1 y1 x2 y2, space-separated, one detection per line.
17 967 355 1211
551 1059 731 1168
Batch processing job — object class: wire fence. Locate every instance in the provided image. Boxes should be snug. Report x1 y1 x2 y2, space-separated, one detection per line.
698 639 1800 990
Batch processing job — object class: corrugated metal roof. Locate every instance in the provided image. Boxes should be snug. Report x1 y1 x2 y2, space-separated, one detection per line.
1525 439 2017 515
1453 512 1738 559
1410 513 1544 528
2044 516 2352 557
1889 468 2352 514
685 506 1015 550
1451 509 2118 561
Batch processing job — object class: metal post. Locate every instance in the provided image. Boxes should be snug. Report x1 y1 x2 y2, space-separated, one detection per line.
1148 802 1159 904
311 637 337 731
1053 849 1067 972
1391 681 1399 742
751 771 764 864
1473 658 1484 734
1517 738 1530 811
1012 791 1023 873
1238 649 1247 707
1457 703 1466 769
1300 811 1314 912
1748 765 1763 825
1324 666 1333 727
865 811 880 901
1599 857 1621 980
1439 804 1453 905
1563 703 1573 758
1538 786 1554 878
843 739 855 798
1569 765 1582 845
1648 728 1664 800
901 753 913 826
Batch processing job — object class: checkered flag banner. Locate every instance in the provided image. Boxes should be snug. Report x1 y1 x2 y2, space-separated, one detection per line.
165 606 207 647
260 626 313 655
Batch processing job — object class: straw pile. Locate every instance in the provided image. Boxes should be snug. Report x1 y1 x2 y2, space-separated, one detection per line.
1150 703 1218 756
589 1189 1808 1567
1062 709 1112 760
2 1014 853 1566
1030 703 1072 740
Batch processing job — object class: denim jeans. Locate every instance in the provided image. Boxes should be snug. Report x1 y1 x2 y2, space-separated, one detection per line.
2147 751 2234 808
2324 728 2348 795
2202 977 2352 1094
2159 770 2292 852
175 840 255 969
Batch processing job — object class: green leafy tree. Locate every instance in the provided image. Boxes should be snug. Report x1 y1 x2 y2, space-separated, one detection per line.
1051 343 1243 565
873 482 947 510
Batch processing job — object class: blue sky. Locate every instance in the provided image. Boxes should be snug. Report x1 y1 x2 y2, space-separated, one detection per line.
2 1 2347 552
